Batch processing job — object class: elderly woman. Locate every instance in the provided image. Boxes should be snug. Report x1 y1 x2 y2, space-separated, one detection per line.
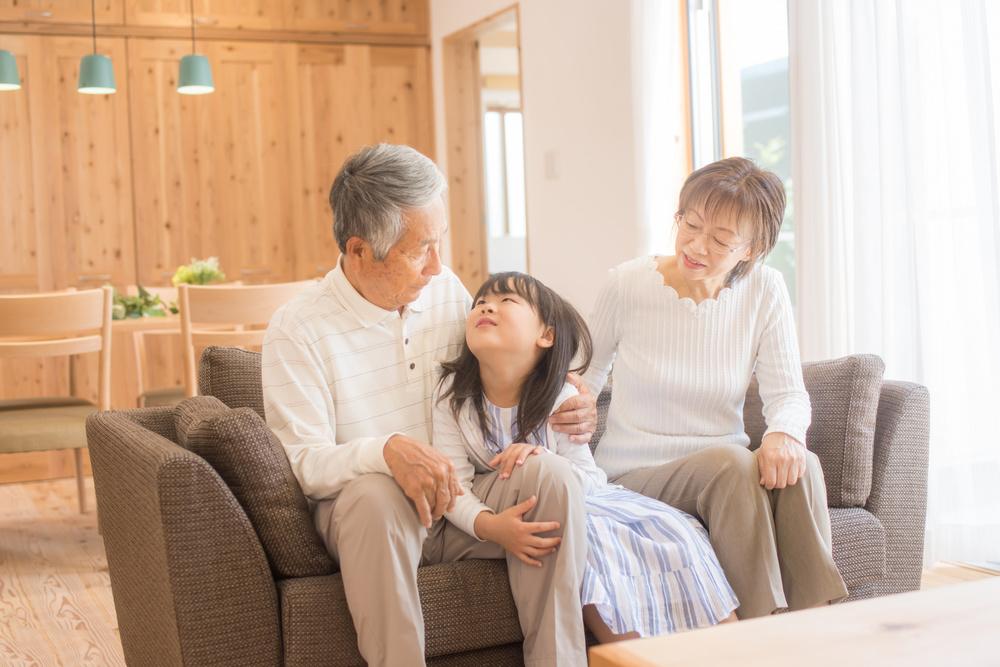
584 157 848 618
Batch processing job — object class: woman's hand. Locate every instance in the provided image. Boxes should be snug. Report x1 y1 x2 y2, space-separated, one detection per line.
489 443 543 480
756 432 807 489
548 373 597 444
473 497 562 567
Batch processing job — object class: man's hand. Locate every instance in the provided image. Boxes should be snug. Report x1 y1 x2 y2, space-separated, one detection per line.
488 443 543 480
383 434 463 528
473 497 562 567
548 373 597 444
756 432 807 490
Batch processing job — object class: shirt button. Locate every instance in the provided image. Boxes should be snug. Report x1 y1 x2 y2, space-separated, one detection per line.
404 338 409 345
409 362 416 370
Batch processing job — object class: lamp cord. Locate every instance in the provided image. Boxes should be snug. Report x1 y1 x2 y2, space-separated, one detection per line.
90 0 97 53
190 0 196 53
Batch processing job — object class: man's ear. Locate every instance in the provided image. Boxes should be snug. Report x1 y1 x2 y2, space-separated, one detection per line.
344 236 369 262
537 326 555 349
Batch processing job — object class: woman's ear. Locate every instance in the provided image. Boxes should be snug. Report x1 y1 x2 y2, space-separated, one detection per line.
537 326 555 349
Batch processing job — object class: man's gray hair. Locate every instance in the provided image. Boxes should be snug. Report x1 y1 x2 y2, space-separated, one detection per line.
330 144 447 260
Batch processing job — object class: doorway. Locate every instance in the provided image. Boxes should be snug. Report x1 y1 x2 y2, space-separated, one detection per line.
442 7 526 292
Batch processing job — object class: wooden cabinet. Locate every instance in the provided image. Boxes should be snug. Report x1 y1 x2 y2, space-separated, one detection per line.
125 0 284 30
286 0 428 35
288 44 372 277
128 38 297 285
0 34 135 292
287 44 433 278
0 0 121 24
125 0 427 33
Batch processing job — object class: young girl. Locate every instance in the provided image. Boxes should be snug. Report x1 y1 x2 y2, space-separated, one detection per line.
432 272 738 642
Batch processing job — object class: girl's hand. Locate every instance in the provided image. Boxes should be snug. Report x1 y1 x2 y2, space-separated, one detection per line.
489 443 543 480
757 432 807 489
473 497 562 567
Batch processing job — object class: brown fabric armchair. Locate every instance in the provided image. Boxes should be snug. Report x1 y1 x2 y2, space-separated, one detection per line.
87 347 928 666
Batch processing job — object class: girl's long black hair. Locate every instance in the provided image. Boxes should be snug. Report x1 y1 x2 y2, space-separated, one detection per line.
437 272 593 448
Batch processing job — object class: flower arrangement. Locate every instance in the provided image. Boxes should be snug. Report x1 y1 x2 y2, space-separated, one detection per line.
171 256 226 286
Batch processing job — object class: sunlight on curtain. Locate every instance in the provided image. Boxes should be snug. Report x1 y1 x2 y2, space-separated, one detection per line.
791 0 1000 563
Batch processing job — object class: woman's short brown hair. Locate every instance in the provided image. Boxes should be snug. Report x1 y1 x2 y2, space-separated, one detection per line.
676 157 786 285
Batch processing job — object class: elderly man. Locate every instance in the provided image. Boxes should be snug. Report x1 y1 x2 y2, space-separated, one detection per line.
262 144 596 667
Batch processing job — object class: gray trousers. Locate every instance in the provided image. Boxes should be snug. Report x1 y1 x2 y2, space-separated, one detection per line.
614 444 849 618
314 454 588 667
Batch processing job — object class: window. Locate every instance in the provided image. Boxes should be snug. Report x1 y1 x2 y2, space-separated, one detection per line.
687 0 795 302
482 109 527 272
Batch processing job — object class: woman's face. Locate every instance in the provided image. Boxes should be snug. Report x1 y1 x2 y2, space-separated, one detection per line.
674 207 754 284
465 286 553 363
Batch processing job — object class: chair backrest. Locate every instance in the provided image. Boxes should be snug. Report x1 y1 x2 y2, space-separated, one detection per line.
179 281 314 396
0 286 114 409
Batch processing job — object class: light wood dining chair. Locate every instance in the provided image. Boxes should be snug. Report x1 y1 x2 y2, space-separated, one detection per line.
0 286 113 512
178 281 315 397
126 285 185 408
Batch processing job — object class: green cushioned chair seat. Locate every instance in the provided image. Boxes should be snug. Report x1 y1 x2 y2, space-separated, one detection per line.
140 386 185 408
0 396 93 412
0 401 97 454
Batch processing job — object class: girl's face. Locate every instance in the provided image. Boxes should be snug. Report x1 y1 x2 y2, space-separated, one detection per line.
465 286 554 363
674 207 754 284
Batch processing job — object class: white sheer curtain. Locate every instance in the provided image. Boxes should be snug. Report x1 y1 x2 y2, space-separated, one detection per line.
631 0 688 255
791 0 1000 563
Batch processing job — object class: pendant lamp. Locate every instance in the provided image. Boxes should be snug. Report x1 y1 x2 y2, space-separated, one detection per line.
0 49 20 91
178 0 214 95
78 0 115 94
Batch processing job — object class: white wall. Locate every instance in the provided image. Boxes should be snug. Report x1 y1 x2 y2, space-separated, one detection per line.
430 0 650 315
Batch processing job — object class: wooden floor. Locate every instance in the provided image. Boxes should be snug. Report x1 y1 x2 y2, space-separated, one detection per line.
0 478 997 666
0 478 123 667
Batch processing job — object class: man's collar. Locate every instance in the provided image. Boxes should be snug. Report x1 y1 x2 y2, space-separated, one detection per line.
329 261 397 327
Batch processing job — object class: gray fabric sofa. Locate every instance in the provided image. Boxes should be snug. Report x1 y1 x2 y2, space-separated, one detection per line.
86 347 929 666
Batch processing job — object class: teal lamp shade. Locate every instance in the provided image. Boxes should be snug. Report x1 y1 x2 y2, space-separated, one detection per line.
0 49 20 91
78 53 116 94
178 54 214 95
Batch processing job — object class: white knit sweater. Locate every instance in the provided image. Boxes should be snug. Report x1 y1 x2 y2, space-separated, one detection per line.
583 256 811 480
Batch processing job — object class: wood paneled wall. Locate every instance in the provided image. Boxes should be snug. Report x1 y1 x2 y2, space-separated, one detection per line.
0 0 433 481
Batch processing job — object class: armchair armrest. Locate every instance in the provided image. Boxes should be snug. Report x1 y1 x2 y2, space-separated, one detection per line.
866 380 930 596
87 410 281 666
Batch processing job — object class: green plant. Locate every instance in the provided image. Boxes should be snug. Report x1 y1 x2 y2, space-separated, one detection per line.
171 256 226 286
112 286 168 320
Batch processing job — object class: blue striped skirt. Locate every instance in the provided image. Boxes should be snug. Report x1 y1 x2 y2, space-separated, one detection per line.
581 485 738 636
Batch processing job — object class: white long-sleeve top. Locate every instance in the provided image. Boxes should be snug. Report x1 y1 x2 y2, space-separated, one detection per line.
432 377 608 539
584 256 811 480
262 261 470 501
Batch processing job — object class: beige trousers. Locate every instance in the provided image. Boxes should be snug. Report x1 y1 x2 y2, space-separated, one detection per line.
614 444 848 618
314 454 589 667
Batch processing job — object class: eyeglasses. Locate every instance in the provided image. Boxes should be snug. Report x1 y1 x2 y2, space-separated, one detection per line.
674 212 750 255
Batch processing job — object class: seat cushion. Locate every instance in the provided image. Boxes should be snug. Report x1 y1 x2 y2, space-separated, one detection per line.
279 560 522 667
829 507 887 590
744 354 885 507
0 399 96 454
172 396 336 579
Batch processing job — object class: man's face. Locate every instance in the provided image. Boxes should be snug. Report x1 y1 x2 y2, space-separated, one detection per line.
356 196 447 311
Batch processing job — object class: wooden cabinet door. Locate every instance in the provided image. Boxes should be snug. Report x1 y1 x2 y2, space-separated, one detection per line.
128 39 296 285
0 0 121 24
370 46 433 157
125 0 283 29
286 0 428 35
287 44 373 278
30 36 136 290
0 35 51 293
